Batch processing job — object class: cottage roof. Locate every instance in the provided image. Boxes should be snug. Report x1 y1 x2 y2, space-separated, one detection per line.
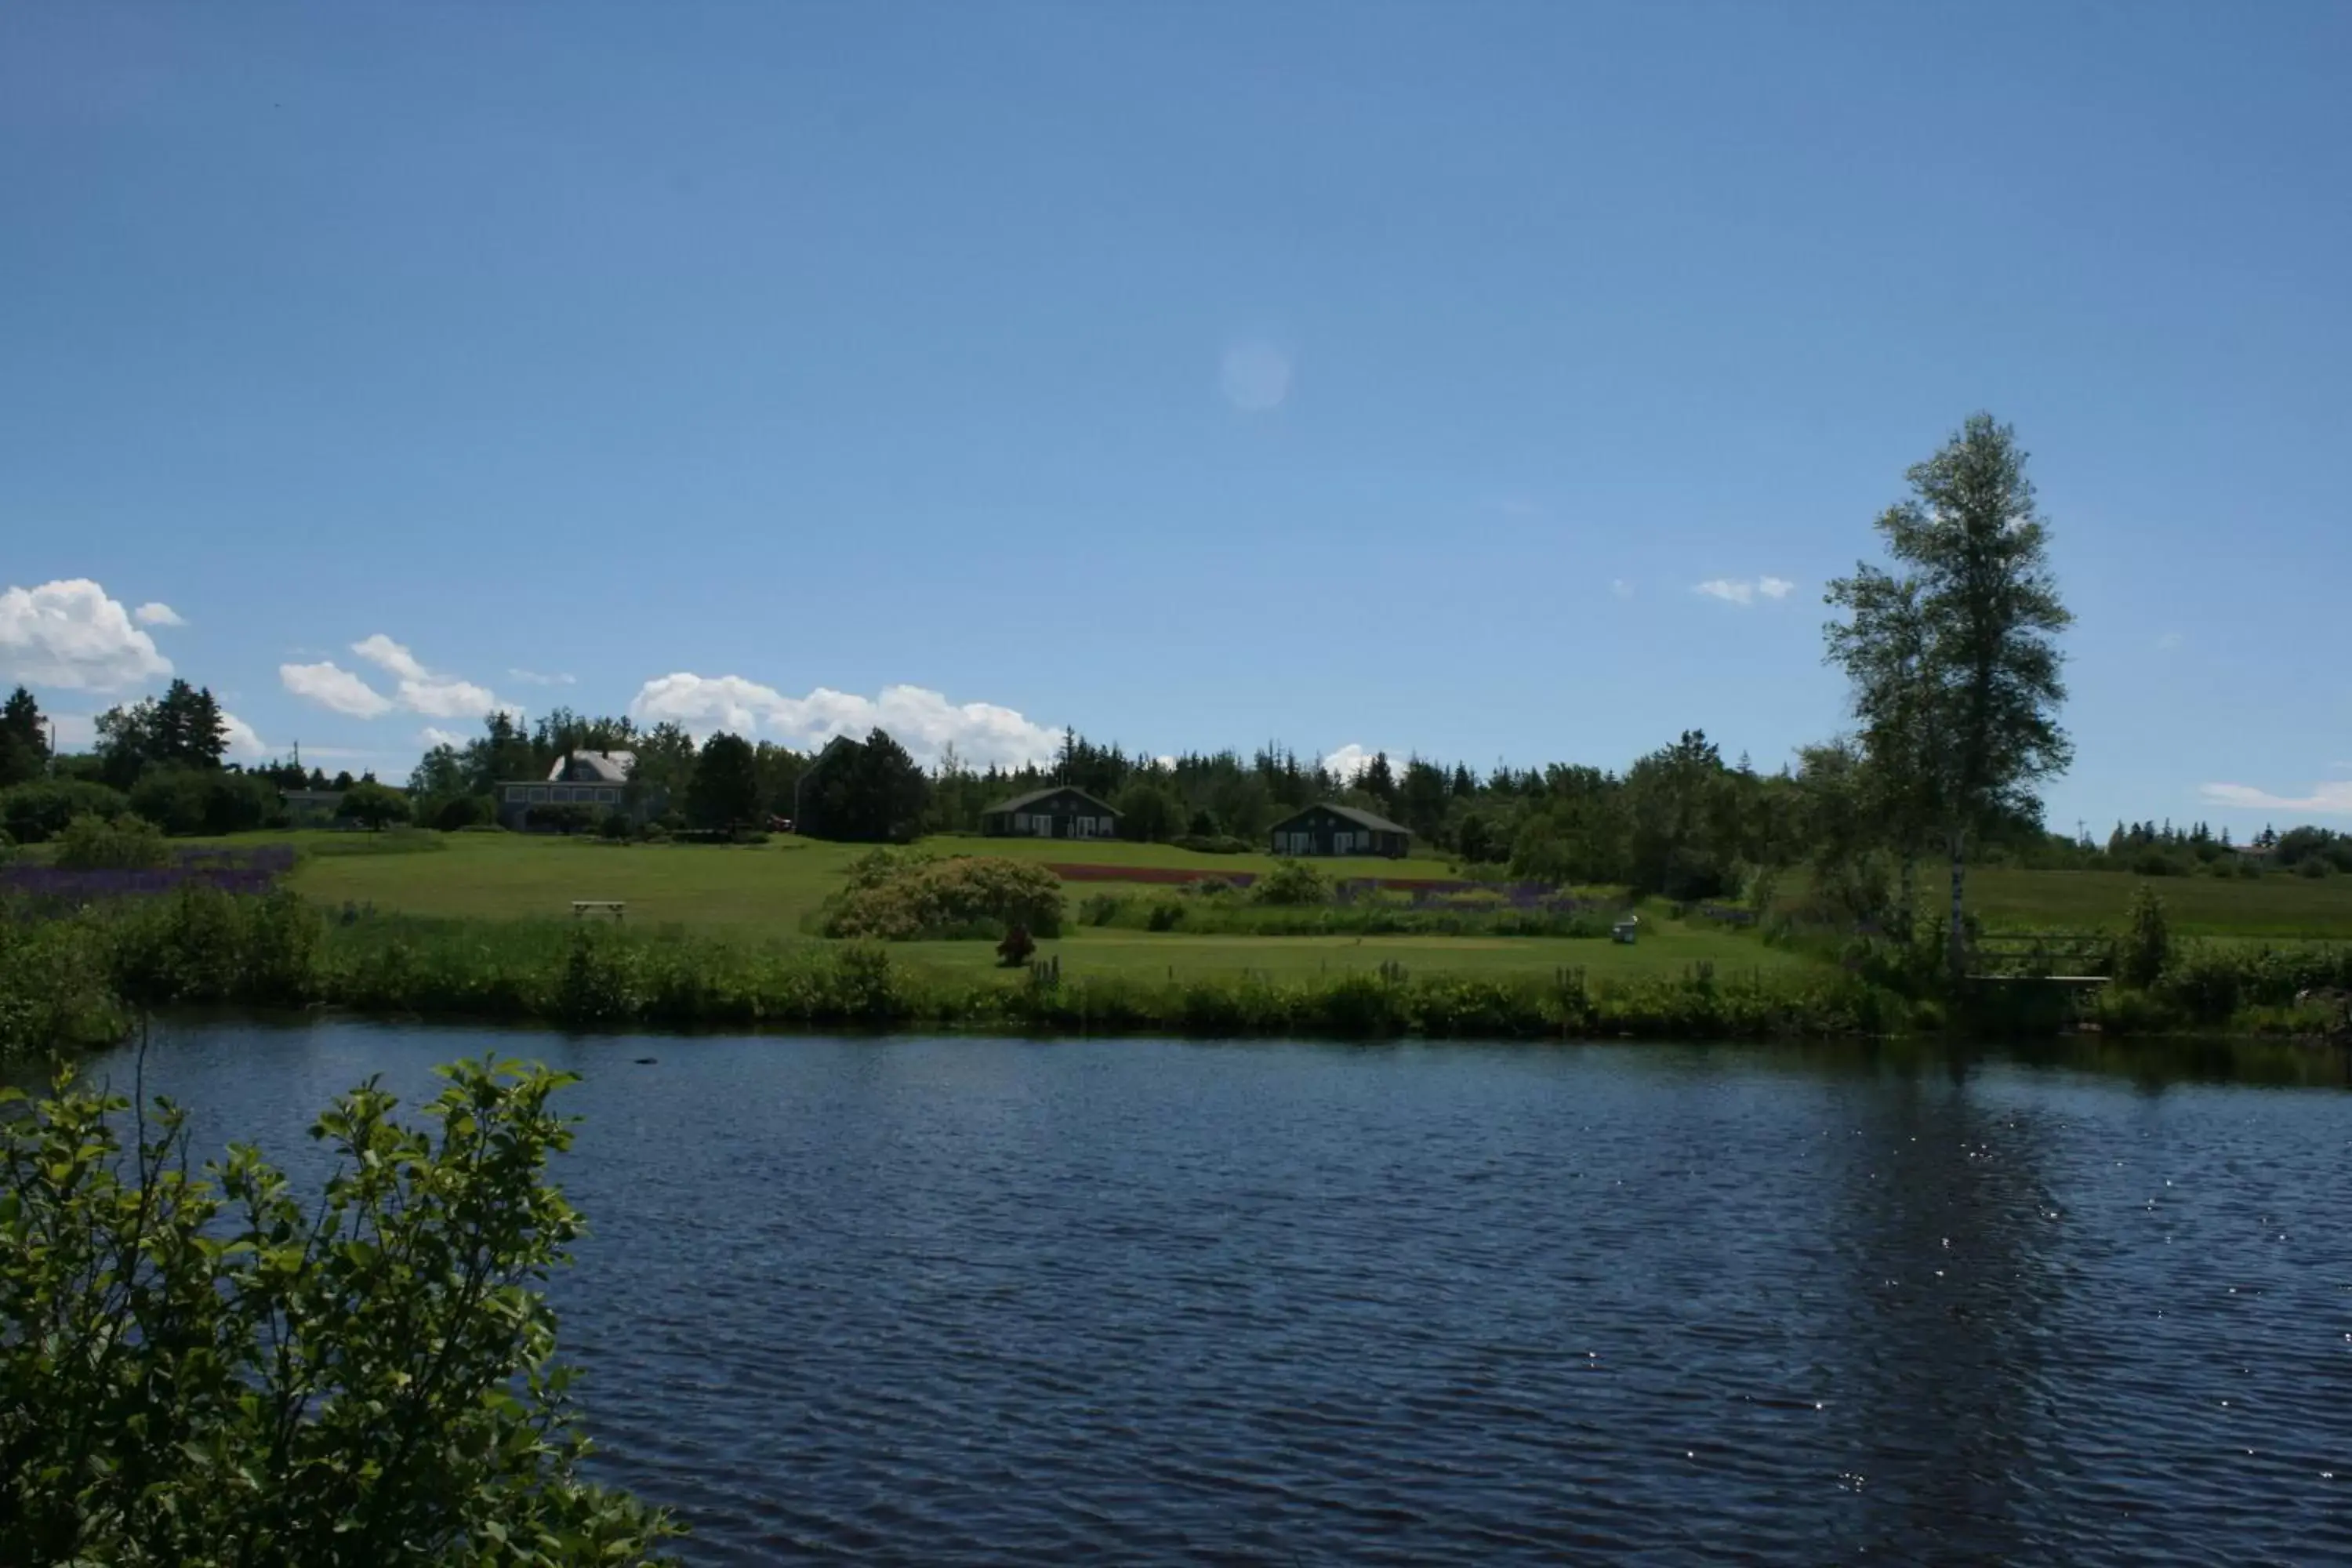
550 750 633 783
1274 801 1412 837
983 786 1121 817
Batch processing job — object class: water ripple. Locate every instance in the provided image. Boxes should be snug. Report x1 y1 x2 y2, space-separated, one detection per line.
82 1026 2352 1565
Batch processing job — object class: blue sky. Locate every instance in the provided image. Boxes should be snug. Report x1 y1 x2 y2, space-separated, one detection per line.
2 1 2347 832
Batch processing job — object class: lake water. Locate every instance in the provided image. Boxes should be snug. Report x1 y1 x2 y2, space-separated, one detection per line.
49 1022 2352 1564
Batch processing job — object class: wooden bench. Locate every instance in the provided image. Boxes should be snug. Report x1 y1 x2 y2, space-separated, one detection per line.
1969 932 2109 989
571 900 626 920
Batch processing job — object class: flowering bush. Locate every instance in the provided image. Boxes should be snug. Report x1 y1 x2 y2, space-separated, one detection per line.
823 855 1065 940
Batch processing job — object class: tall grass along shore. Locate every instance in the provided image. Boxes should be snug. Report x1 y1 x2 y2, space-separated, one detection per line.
6 886 2350 1059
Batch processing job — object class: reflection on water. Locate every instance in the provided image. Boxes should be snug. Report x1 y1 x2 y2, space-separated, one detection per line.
47 1024 2352 1564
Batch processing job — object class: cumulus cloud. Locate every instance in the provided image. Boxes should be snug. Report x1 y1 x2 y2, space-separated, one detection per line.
347 634 506 719
280 662 394 717
220 710 267 760
2198 780 2352 816
506 668 575 687
1694 576 1797 606
628 675 1067 769
2156 631 2183 651
351 633 429 682
0 578 173 690
419 726 468 750
134 601 185 627
1320 743 1386 783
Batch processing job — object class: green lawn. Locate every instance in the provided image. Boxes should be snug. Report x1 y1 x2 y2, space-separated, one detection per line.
902 923 1810 982
270 829 1476 932
180 829 2352 982
196 828 1792 981
1951 868 2352 938
285 831 862 932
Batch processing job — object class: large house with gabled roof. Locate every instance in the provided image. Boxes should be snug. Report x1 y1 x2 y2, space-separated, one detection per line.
1269 802 1412 858
980 786 1121 840
495 750 643 831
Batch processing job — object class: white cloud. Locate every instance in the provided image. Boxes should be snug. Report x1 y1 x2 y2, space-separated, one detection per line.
220 710 267 760
1694 576 1798 606
347 633 506 719
279 661 394 718
398 674 503 719
1611 579 1635 601
0 578 173 690
419 726 467 750
1320 743 1385 783
506 668 575 687
351 633 429 683
627 675 1068 769
2156 630 2183 651
2198 780 2352 816
134 601 185 627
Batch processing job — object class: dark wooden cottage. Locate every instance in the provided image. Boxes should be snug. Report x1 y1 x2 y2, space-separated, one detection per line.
980 786 1122 840
1269 803 1412 858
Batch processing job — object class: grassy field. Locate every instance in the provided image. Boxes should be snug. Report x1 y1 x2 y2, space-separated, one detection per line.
275 830 1483 930
187 829 1780 982
165 831 2352 989
1933 868 2352 938
906 925 1811 982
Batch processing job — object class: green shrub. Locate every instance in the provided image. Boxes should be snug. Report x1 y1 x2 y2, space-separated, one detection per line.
0 1057 681 1564
337 779 410 831
1171 833 1253 855
822 855 1065 940
2118 884 2172 988
1250 858 1330 906
0 779 132 844
127 766 282 837
426 792 495 831
527 802 598 836
55 811 169 870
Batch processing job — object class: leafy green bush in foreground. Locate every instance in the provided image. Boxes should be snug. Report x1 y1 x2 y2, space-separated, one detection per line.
0 1055 680 1566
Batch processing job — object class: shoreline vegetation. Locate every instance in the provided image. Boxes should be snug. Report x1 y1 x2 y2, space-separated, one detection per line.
5 419 2350 1059
5 881 2349 1059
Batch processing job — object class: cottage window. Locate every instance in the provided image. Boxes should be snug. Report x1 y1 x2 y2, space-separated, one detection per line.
506 785 527 802
528 786 549 803
597 788 619 804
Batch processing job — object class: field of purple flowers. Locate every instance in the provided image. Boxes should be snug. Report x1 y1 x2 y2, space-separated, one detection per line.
0 844 296 905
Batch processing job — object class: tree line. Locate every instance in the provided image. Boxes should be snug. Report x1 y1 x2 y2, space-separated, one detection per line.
5 418 2344 946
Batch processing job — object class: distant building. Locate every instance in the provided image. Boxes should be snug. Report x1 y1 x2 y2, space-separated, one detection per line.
981 786 1122 840
1269 803 1412 858
497 750 644 831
